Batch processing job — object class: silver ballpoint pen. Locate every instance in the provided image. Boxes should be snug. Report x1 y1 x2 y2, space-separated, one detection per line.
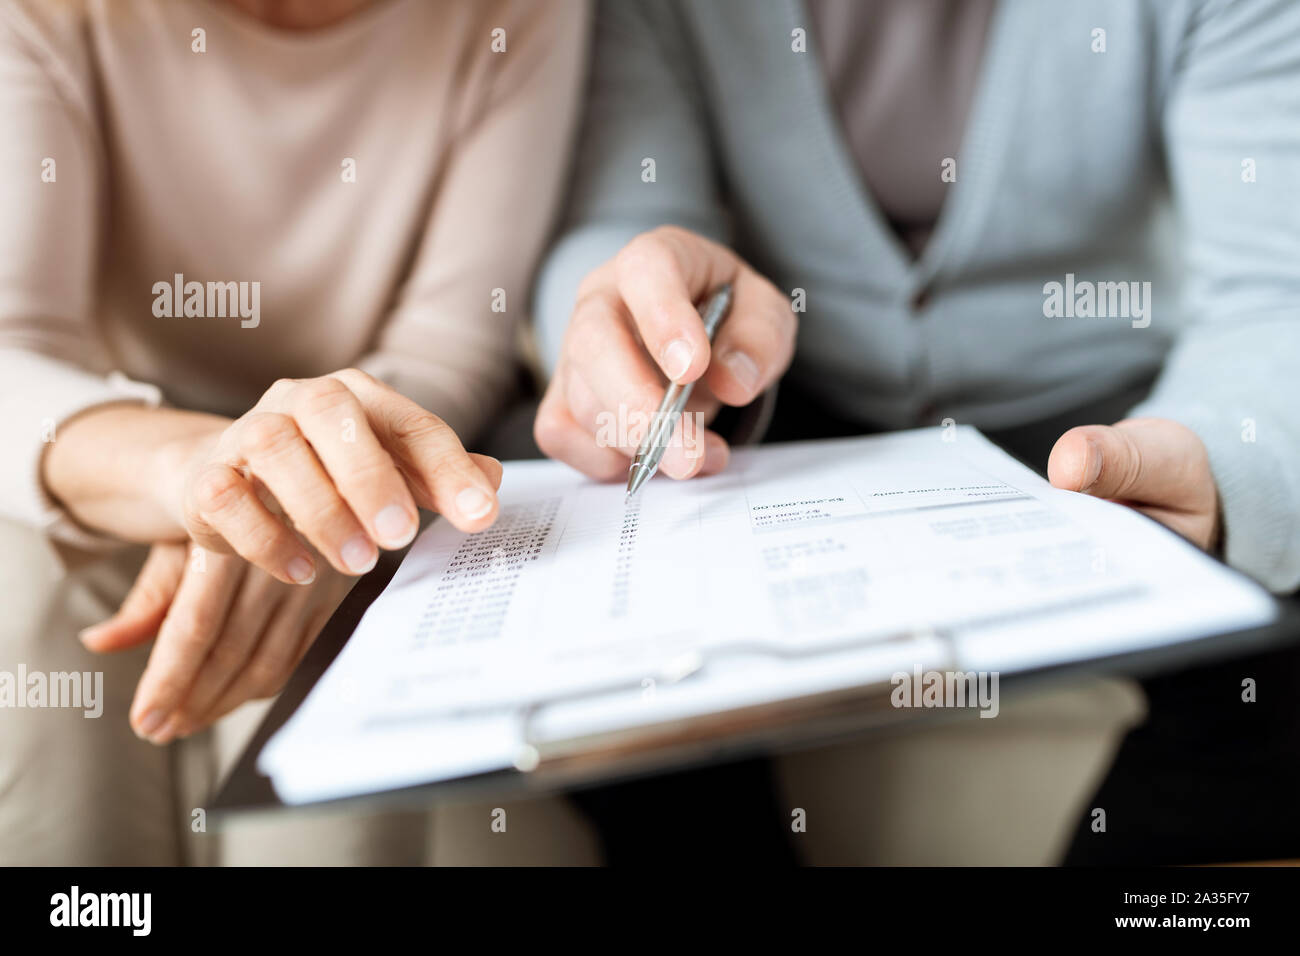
625 284 734 499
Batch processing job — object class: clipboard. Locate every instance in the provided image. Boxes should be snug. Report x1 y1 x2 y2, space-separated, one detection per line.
210 540 1300 820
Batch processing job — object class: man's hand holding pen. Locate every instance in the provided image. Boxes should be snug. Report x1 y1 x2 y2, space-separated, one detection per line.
535 226 798 483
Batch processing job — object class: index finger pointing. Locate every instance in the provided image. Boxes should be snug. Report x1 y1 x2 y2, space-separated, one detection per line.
334 371 499 533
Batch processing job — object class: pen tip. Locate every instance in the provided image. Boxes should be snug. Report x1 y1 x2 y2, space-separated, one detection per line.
625 462 652 499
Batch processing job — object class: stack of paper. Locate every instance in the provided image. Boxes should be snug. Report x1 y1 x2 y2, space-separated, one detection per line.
258 427 1276 804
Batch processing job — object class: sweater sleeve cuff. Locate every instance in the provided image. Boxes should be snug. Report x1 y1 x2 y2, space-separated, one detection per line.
0 354 162 551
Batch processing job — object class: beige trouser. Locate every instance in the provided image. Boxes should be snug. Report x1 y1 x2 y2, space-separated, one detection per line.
0 518 1145 865
0 519 599 865
772 676 1145 865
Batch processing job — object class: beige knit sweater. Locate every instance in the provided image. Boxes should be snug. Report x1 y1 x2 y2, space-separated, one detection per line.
0 0 589 542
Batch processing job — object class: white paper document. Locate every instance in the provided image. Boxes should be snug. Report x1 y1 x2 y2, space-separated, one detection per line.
259 427 1276 803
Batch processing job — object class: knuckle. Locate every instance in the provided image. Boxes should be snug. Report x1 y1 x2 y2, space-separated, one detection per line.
342 451 399 489
311 493 360 534
192 466 243 516
207 639 249 673
1095 431 1137 496
238 412 299 459
133 579 172 611
419 449 463 488
751 321 786 366
566 310 606 358
162 610 207 650
247 660 288 698
331 367 378 390
773 295 799 340
653 224 694 261
575 261 616 301
616 232 669 276
292 376 354 417
649 224 688 248
1121 436 1146 493
621 381 662 419
570 288 619 333
389 406 450 446
564 373 607 432
234 520 289 566
303 610 332 647
263 378 299 402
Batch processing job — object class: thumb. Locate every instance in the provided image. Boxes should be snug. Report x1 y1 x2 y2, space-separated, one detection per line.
79 543 187 653
1047 418 1204 506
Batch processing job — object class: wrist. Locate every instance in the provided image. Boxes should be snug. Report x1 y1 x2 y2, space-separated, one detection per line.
43 405 230 542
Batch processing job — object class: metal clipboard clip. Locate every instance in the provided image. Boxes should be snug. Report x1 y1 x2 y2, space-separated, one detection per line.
507 624 958 779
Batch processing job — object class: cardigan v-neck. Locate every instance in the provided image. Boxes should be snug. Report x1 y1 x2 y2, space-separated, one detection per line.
806 0 996 260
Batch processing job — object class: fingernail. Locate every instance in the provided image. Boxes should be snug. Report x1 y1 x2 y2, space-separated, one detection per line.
286 556 316 584
722 350 759 394
150 715 180 745
341 535 378 575
660 338 694 382
455 486 494 520
373 504 416 547
135 709 165 738
78 623 106 646
1081 439 1103 492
